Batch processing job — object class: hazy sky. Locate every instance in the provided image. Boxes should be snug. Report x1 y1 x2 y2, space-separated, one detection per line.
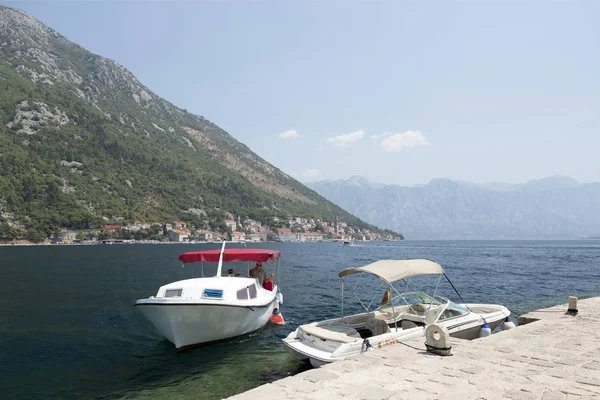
7 1 600 186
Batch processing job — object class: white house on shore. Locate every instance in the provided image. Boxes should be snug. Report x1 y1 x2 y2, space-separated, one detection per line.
195 229 214 241
224 219 237 231
296 232 324 242
231 231 246 241
248 232 267 242
168 229 189 242
276 228 295 242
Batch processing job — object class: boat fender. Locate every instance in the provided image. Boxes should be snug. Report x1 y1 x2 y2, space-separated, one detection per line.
270 308 285 325
479 323 492 338
425 324 452 356
501 317 516 331
277 290 283 305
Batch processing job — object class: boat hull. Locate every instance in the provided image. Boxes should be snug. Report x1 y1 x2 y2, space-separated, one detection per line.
136 300 276 350
283 304 511 366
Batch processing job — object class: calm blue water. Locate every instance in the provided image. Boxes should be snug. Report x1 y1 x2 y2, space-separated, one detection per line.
1 240 599 399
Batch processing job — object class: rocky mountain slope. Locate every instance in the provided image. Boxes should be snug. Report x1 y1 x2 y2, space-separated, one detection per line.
0 6 396 240
307 176 600 239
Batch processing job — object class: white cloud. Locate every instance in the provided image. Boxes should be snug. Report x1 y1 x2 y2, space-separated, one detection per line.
278 129 299 139
370 132 391 140
326 129 364 147
301 169 321 177
381 130 429 152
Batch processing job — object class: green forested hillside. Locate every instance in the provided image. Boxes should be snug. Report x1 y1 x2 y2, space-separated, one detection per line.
0 6 399 241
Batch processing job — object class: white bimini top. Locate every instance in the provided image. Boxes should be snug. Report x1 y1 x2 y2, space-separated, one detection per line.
337 259 444 284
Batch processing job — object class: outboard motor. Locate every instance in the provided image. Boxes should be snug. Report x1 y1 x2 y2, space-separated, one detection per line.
501 316 516 330
479 323 492 338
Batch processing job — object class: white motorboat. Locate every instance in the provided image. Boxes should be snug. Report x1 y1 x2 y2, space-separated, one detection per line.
135 243 282 351
282 259 512 367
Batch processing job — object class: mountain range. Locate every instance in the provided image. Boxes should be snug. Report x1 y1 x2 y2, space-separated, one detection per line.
307 176 600 239
0 6 397 240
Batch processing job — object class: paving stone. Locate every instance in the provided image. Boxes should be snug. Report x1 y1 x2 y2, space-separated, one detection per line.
541 390 567 400
526 359 557 368
279 378 322 393
304 388 346 400
459 365 483 375
554 358 584 366
576 377 600 388
302 369 340 383
581 361 600 371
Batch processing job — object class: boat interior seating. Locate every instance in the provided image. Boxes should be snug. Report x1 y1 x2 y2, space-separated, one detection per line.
400 320 419 329
340 313 375 328
366 317 391 336
425 305 445 324
299 324 361 343
410 303 428 314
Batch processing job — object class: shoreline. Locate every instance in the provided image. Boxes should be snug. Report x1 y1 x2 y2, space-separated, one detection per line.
0 239 395 247
1 238 597 247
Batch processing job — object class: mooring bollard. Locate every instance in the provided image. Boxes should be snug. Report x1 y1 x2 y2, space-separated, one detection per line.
425 324 452 356
567 296 578 315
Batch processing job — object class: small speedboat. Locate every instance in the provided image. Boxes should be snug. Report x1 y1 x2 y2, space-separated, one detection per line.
282 259 512 367
135 243 283 351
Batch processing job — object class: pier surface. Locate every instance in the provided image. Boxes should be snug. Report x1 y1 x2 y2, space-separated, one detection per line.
228 297 600 400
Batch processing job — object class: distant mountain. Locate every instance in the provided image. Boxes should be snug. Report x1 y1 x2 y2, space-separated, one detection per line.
307 176 600 239
0 6 396 240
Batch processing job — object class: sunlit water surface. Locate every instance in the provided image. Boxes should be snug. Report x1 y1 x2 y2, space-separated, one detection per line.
1 240 599 399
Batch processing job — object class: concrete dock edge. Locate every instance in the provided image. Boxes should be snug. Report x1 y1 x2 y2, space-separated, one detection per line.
227 297 600 400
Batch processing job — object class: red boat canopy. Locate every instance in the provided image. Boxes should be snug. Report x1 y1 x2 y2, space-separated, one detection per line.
178 248 281 264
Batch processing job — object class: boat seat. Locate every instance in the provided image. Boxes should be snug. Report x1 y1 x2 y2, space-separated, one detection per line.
425 306 444 324
397 312 425 324
340 313 374 327
373 311 394 321
366 317 391 336
299 324 362 343
410 303 428 315
401 320 419 330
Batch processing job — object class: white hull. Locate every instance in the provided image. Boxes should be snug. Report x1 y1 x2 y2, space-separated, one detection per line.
283 304 510 367
137 299 276 350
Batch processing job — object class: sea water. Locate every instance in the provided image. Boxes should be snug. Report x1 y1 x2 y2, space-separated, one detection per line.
1 240 599 399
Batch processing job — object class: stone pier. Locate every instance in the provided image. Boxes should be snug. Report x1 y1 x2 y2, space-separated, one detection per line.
227 297 600 400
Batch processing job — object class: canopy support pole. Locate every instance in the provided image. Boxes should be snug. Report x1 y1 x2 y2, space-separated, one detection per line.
341 279 345 318
366 280 386 311
432 274 443 298
391 283 398 332
215 241 226 277
426 274 444 314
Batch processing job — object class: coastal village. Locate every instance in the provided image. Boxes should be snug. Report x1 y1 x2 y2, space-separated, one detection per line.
58 214 401 244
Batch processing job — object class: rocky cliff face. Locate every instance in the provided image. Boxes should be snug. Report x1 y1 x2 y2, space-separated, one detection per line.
0 6 386 237
0 6 313 204
308 176 600 239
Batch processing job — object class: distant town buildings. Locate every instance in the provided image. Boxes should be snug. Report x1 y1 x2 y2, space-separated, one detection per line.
55 212 400 244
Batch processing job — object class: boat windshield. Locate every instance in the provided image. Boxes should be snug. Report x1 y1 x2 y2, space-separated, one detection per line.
376 291 441 312
435 296 470 320
376 291 469 321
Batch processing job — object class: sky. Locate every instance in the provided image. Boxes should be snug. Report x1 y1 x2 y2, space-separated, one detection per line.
6 1 600 186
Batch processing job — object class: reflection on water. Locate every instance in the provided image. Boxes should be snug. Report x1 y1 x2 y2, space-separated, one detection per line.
1 240 599 399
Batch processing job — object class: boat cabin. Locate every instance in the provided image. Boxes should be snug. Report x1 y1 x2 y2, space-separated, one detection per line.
154 276 266 303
